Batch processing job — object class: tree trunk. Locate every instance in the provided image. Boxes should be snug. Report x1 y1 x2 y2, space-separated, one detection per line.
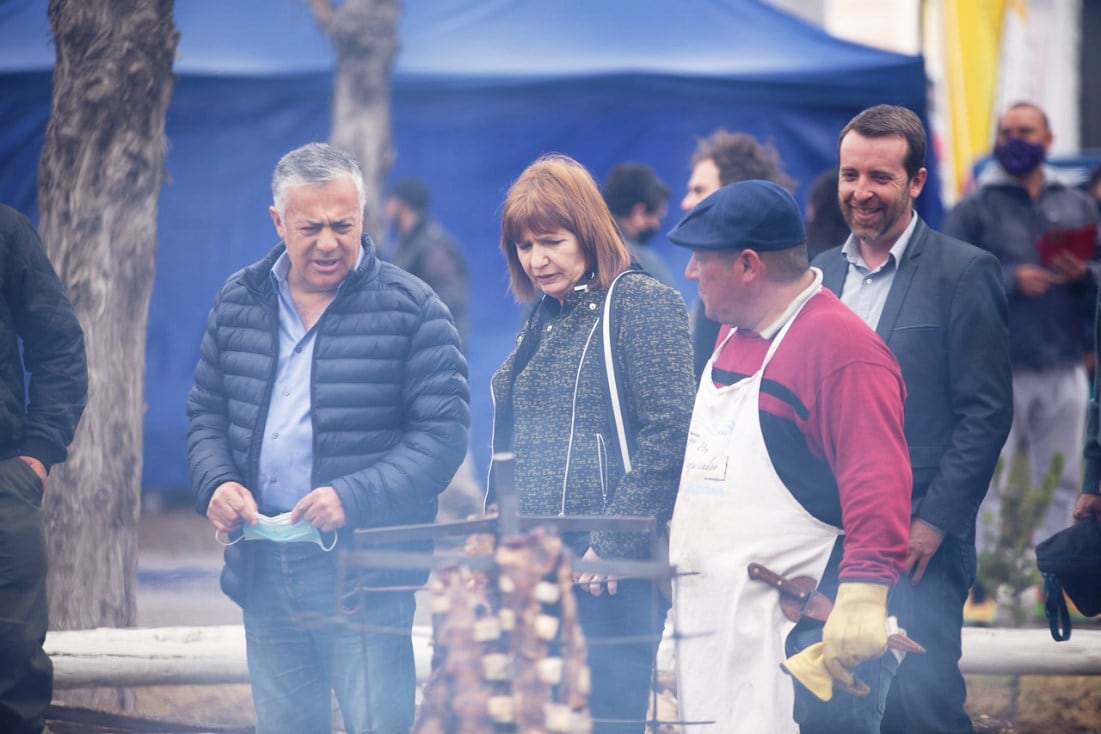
37 0 178 711
310 0 401 241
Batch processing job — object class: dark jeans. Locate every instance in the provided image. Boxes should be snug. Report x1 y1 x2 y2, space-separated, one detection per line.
787 618 899 734
243 541 416 734
0 457 51 734
575 579 668 734
881 534 974 734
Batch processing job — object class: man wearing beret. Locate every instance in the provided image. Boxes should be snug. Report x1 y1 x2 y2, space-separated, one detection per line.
814 104 1012 733
667 179 912 732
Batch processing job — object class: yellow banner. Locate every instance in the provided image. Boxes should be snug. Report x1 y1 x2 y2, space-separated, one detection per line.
942 0 1009 196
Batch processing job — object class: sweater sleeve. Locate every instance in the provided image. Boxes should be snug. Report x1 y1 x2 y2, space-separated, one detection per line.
814 352 911 585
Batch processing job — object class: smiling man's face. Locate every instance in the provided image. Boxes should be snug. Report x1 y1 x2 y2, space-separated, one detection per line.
838 131 925 254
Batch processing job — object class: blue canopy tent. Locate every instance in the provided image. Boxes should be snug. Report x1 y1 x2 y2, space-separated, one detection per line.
0 0 936 494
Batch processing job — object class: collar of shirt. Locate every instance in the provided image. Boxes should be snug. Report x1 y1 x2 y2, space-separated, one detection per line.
840 211 918 275
756 266 824 340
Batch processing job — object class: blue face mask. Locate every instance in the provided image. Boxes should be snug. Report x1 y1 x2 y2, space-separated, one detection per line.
217 512 337 551
994 137 1046 176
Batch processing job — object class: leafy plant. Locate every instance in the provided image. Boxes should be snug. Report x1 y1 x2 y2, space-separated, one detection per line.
976 450 1062 625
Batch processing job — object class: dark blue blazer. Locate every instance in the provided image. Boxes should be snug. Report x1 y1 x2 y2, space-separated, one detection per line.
813 216 1013 545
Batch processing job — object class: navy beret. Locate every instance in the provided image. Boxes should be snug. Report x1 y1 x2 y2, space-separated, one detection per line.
667 179 806 252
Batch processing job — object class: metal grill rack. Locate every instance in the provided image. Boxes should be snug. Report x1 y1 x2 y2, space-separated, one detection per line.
322 454 711 732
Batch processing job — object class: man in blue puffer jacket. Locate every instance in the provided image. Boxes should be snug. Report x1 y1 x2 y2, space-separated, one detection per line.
187 143 469 734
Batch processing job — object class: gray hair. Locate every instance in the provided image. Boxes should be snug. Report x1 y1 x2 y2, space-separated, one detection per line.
271 142 367 219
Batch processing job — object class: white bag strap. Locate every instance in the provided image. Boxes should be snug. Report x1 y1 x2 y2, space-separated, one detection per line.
602 270 635 472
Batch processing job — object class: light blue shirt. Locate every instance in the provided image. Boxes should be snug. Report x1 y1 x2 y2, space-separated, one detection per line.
838 213 918 330
256 249 363 513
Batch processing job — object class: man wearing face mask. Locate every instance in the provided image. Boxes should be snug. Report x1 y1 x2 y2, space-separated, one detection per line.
602 162 676 286
944 102 1101 551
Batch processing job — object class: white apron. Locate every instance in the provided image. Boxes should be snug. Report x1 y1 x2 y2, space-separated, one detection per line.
669 301 842 733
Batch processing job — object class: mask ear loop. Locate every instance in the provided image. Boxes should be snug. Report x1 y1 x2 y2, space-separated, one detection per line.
318 529 338 552
215 529 244 546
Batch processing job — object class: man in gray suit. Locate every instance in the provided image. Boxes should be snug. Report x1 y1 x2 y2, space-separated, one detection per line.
812 105 1013 733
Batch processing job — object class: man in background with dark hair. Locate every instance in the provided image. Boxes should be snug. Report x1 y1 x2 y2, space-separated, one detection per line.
805 169 849 261
602 162 675 286
383 177 481 520
680 129 796 377
383 177 470 347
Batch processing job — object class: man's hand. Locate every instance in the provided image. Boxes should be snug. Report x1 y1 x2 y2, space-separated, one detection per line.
291 486 346 533
1072 493 1101 523
1048 251 1089 283
18 455 48 487
206 481 258 533
905 518 945 584
573 547 618 596
1015 264 1063 297
782 582 887 702
821 582 888 692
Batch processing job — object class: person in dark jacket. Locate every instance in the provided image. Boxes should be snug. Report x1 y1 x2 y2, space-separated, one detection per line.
187 143 469 734
382 177 470 347
944 102 1100 551
804 168 850 261
815 105 1013 734
489 154 695 733
382 177 482 520
601 162 676 287
0 204 87 734
1078 278 1101 521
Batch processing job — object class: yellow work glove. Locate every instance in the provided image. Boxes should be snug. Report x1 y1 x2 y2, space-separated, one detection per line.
781 582 888 701
781 642 835 701
781 641 871 701
823 582 888 689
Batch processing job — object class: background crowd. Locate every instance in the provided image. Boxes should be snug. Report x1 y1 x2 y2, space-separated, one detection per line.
3 96 1100 733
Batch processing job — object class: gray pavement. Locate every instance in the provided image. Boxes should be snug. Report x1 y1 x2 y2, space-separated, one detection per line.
137 507 242 627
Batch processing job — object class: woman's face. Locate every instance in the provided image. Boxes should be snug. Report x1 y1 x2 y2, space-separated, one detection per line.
516 227 588 303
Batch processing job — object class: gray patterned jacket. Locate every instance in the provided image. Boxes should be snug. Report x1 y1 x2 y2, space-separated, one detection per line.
489 271 695 559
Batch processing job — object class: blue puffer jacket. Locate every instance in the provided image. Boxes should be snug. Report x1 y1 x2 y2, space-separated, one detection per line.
187 237 469 602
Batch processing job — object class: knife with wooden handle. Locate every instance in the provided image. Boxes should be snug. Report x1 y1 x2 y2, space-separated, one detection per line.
748 562 835 622
747 562 925 654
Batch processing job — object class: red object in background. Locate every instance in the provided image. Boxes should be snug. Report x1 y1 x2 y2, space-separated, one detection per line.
1037 223 1099 267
